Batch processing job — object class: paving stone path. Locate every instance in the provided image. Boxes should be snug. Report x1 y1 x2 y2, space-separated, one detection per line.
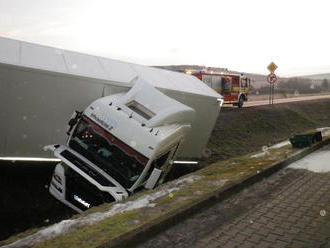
138 145 330 248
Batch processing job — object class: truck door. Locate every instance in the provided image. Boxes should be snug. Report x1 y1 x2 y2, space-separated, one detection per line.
211 76 222 93
202 75 212 88
221 77 232 96
145 143 180 187
232 76 240 88
231 76 240 102
241 78 248 90
240 77 250 97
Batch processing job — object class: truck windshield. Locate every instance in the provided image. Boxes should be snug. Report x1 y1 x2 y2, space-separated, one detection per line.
69 116 148 189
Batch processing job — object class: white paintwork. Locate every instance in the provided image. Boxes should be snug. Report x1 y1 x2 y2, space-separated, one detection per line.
145 168 162 189
0 36 219 98
114 78 196 128
0 38 20 64
21 42 67 72
83 79 195 159
0 36 221 159
289 149 330 173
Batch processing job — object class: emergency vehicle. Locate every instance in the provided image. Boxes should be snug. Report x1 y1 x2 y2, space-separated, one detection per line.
187 70 251 108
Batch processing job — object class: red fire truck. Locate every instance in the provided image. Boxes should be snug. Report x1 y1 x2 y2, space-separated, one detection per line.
187 70 251 108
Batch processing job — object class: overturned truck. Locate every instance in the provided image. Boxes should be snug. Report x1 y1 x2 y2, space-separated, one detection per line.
46 79 215 212
0 36 223 212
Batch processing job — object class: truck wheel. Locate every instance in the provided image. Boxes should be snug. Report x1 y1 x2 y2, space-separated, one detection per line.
238 96 244 108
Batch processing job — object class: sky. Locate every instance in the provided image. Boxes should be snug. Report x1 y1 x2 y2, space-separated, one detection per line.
0 0 330 76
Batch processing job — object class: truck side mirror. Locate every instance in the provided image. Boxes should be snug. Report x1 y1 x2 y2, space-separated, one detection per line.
66 110 82 135
145 168 162 189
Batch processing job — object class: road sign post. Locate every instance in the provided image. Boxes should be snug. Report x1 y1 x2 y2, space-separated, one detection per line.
267 62 278 105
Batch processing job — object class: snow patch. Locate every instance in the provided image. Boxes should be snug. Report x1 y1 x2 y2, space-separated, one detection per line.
270 140 290 149
316 127 330 137
316 127 330 132
289 150 330 173
251 151 268 158
251 140 290 159
2 175 201 248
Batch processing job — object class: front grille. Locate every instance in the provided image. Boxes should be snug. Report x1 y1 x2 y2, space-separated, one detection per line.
60 150 114 187
51 181 62 193
65 167 115 211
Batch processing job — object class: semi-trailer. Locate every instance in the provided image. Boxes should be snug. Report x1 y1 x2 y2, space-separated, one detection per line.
0 36 223 212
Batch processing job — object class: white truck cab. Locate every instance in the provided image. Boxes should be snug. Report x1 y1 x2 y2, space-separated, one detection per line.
45 80 195 212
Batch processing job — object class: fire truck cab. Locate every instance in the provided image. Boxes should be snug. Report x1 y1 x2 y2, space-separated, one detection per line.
188 71 251 108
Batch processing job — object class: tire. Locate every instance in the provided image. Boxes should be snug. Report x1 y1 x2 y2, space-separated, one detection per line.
238 96 244 108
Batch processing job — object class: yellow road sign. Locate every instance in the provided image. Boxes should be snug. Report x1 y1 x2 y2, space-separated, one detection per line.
267 62 278 73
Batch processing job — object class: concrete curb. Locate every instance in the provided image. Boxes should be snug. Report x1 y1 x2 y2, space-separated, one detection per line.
98 138 330 248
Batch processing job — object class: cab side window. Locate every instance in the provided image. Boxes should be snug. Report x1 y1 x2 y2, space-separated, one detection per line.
232 77 239 86
242 78 247 88
222 77 232 93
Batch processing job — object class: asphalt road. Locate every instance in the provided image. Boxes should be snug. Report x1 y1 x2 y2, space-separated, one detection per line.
138 145 330 248
244 94 330 108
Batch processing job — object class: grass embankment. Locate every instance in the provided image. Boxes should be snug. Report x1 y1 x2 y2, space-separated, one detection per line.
206 99 330 163
3 133 330 248
171 98 330 178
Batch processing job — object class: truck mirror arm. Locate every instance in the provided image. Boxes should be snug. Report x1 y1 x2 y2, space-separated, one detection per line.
66 110 82 135
170 160 199 165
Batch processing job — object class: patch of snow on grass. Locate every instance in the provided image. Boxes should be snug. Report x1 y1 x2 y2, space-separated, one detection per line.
251 152 268 158
251 140 290 159
316 127 330 137
316 127 330 132
270 140 290 149
2 175 201 248
289 150 330 173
